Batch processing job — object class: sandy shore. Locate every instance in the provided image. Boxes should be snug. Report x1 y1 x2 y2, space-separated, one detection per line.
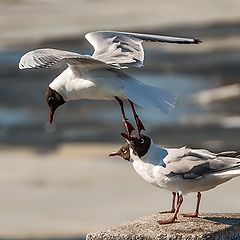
0 144 240 238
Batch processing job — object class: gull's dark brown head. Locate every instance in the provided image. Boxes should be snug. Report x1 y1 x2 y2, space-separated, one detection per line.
109 143 131 161
121 133 151 158
46 87 65 124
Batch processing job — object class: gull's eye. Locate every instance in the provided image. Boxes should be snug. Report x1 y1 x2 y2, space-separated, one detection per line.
140 138 145 144
122 149 127 154
48 96 54 103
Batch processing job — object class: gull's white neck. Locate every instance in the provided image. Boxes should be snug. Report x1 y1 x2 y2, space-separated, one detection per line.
130 140 167 186
137 141 168 167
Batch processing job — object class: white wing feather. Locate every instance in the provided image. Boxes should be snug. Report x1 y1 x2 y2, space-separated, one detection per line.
19 48 113 70
85 31 201 68
19 31 201 70
121 73 178 113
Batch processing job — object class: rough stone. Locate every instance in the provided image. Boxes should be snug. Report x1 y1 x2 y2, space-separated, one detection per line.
86 213 240 240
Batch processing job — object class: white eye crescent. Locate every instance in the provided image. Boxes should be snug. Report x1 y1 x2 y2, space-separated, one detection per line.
140 138 145 144
122 149 127 154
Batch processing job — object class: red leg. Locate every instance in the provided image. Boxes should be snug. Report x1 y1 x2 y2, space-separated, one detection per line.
176 192 180 205
182 192 201 218
170 192 176 212
159 192 176 214
128 100 145 137
158 194 183 224
115 97 135 136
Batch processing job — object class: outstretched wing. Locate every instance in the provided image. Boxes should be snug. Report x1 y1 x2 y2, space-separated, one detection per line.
19 48 114 70
85 31 201 68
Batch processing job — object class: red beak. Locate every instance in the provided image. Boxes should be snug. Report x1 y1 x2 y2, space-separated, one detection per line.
49 111 54 124
109 151 120 157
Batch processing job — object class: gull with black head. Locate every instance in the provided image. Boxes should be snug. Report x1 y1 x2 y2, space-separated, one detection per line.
109 142 177 214
19 31 201 135
111 132 240 224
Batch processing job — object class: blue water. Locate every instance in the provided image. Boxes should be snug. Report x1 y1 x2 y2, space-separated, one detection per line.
0 109 38 126
0 73 219 127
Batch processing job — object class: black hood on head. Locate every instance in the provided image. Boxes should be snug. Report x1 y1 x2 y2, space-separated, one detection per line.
129 135 151 158
46 87 65 123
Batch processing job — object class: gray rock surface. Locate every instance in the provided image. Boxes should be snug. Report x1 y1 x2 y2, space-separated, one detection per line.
86 213 240 240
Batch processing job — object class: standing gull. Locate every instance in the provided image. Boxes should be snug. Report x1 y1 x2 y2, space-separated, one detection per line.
19 31 201 135
111 133 240 224
109 143 177 214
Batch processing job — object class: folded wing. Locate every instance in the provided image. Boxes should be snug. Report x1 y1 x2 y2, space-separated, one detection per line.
164 148 240 179
85 31 201 68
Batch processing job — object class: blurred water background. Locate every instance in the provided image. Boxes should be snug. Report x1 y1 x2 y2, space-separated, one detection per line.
0 0 240 238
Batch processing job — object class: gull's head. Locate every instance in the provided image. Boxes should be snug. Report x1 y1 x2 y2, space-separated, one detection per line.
122 134 151 158
46 87 65 124
109 143 131 161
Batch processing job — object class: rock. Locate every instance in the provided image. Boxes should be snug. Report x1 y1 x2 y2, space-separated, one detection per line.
86 213 240 240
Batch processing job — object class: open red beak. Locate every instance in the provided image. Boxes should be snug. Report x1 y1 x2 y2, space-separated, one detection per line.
109 151 120 157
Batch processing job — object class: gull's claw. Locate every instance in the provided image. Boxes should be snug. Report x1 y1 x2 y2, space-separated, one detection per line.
157 216 178 225
158 194 183 225
159 209 175 214
124 119 135 137
136 117 145 135
121 132 131 141
182 213 199 218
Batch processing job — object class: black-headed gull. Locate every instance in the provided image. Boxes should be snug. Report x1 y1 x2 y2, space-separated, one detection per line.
19 31 201 134
109 143 177 214
111 133 240 224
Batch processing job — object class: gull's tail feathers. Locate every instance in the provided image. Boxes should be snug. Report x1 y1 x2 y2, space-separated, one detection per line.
123 79 178 113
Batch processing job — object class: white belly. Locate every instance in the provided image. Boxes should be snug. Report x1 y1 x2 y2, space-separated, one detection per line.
50 68 127 101
154 172 233 194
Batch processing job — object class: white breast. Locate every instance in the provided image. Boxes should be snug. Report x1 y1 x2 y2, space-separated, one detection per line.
131 152 159 187
49 67 126 101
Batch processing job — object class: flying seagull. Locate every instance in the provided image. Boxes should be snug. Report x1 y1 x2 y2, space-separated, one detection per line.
19 31 201 135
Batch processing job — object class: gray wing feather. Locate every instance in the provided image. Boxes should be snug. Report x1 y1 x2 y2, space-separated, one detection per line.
19 48 112 70
164 148 240 179
217 151 240 158
85 31 201 68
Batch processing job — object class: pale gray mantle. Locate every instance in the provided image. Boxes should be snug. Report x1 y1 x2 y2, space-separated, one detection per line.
86 213 240 240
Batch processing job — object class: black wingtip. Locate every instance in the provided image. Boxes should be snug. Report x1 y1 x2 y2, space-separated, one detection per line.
194 39 203 44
